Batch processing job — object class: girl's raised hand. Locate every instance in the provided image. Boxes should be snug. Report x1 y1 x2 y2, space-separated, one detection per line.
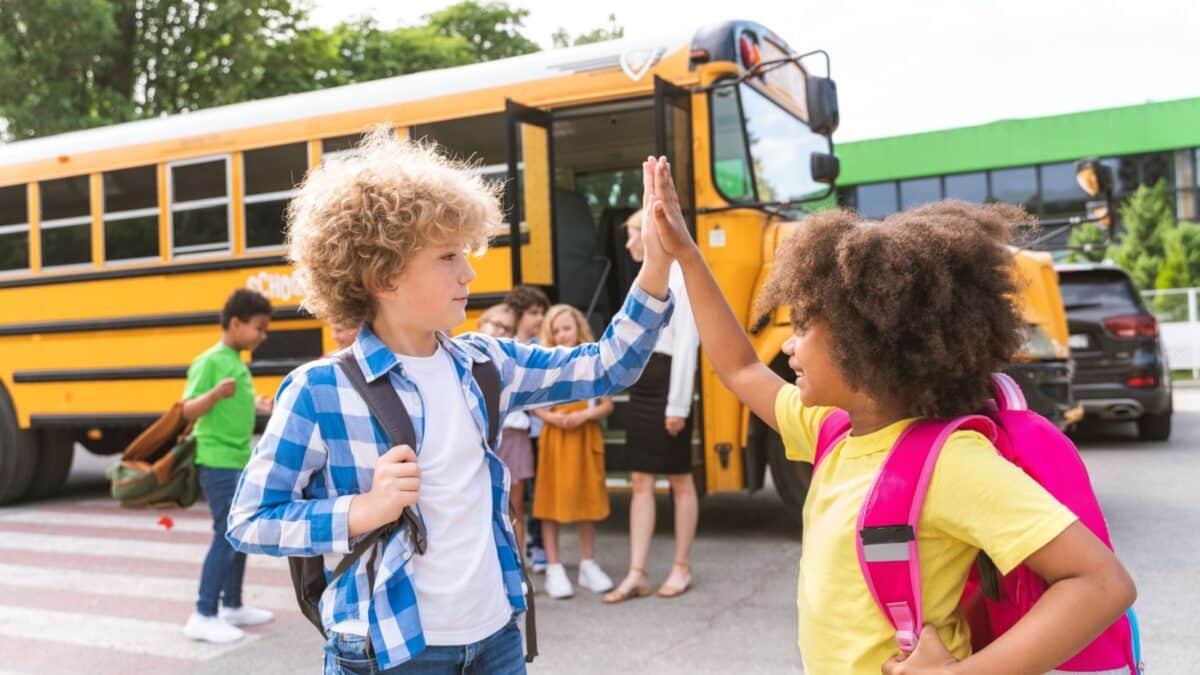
649 156 701 262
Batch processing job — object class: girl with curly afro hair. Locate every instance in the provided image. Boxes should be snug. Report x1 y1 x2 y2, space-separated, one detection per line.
642 157 1135 675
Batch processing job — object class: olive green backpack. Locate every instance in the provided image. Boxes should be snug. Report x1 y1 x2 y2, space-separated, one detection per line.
106 402 199 508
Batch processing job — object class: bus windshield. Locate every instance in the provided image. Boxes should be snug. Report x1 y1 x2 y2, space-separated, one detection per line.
712 82 830 205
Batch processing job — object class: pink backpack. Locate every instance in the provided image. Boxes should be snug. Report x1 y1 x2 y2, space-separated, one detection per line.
814 373 1141 673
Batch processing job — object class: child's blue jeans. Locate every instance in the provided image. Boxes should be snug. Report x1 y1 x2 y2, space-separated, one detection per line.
196 466 247 616
323 618 525 674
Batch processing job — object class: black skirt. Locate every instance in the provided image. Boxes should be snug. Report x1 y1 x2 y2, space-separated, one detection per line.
625 352 694 475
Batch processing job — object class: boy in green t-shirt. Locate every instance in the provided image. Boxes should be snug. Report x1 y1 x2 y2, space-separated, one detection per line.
181 288 276 644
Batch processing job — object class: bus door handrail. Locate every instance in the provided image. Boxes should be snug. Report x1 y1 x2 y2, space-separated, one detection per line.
585 256 613 323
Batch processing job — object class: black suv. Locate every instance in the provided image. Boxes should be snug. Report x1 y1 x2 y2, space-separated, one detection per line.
1056 263 1173 440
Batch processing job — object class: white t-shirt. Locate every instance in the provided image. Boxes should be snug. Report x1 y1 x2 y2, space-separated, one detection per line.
388 346 511 645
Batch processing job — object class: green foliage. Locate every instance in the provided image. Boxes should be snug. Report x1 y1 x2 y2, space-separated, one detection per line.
552 13 624 48
0 0 305 139
1065 221 1109 263
424 1 540 61
1108 179 1176 290
0 0 545 140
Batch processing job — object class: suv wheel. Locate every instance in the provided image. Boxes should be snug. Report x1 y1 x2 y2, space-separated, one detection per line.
1136 411 1171 442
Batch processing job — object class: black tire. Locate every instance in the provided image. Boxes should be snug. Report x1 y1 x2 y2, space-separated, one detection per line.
766 427 812 529
0 385 36 505
23 430 76 501
1136 411 1171 442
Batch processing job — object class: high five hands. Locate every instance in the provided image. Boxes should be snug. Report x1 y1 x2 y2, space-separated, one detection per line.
642 156 700 263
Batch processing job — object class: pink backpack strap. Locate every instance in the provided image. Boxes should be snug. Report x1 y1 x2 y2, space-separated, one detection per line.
989 372 1027 411
814 409 851 469
856 415 998 653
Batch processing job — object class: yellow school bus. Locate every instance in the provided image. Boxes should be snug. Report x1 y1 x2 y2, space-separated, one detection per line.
0 20 844 506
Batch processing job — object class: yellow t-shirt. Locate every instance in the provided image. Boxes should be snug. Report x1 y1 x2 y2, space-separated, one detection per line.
775 384 1077 675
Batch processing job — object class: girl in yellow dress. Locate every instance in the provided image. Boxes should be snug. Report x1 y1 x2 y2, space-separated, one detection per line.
532 304 615 599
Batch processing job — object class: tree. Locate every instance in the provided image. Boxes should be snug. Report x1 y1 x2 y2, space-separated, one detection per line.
0 0 543 141
1108 178 1175 290
1153 219 1200 317
551 13 624 48
1065 221 1108 263
253 18 475 99
0 0 305 140
424 1 540 62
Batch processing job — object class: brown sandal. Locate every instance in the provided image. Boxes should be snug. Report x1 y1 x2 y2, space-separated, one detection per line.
603 568 651 604
656 561 692 599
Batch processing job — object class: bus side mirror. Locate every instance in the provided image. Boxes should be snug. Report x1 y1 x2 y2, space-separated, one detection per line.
806 77 839 136
811 153 839 185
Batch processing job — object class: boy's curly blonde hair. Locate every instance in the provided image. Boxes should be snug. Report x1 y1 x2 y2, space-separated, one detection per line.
286 127 501 327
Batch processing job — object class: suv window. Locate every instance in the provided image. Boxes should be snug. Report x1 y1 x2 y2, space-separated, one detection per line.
1058 270 1142 313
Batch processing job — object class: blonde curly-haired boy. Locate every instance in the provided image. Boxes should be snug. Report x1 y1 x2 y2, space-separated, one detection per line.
227 129 675 673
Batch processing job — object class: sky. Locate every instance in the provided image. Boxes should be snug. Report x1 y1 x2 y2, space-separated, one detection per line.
307 0 1199 142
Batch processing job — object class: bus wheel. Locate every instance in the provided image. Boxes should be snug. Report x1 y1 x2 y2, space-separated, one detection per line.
23 430 76 501
0 387 36 505
766 428 812 529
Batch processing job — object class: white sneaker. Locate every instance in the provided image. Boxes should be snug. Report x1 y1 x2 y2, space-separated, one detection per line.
544 563 574 599
578 559 614 593
183 612 245 644
219 604 275 627
530 546 547 574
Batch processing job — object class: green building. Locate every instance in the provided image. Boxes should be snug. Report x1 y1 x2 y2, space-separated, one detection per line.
835 97 1200 227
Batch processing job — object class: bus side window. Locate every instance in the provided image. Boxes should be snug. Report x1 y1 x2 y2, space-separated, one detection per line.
710 86 755 202
244 143 307 250
39 175 92 269
103 165 159 264
169 157 231 258
0 184 30 274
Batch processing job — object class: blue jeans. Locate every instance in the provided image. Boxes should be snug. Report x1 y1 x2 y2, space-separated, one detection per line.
323 619 526 675
196 466 247 616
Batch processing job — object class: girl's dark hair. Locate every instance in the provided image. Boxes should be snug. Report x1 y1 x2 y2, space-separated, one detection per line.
756 201 1027 418
220 288 273 329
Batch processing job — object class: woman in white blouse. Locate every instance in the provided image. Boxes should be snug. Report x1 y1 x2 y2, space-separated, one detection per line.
604 210 700 603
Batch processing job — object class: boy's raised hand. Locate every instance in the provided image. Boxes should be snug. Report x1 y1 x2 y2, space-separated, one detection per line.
648 156 701 262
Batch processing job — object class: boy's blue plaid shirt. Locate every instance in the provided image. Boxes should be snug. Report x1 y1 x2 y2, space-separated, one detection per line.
227 285 673 668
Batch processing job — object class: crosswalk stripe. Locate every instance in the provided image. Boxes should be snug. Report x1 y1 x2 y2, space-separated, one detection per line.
0 531 289 570
0 509 214 534
0 562 296 611
0 605 259 660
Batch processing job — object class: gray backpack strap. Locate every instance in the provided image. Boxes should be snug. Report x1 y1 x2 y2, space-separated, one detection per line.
471 359 502 447
334 349 426 556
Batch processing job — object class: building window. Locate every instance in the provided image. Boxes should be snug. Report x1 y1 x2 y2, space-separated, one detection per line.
1039 161 1091 221
0 184 30 273
39 175 92 269
243 143 307 250
944 172 987 203
170 157 230 257
103 165 160 263
990 166 1038 212
899 177 941 210
856 182 898 218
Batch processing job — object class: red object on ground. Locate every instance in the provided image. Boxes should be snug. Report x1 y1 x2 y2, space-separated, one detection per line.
157 515 174 530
